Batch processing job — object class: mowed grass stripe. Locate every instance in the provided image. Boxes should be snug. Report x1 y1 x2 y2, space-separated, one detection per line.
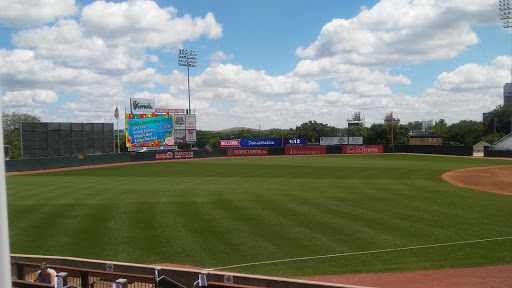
6 154 512 277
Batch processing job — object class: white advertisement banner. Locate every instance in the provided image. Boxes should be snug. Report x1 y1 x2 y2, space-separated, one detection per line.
130 98 155 114
348 137 363 145
185 114 196 129
156 108 185 114
186 129 196 143
320 137 347 145
174 114 186 129
175 129 186 143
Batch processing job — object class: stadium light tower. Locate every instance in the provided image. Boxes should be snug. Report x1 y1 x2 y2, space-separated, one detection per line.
178 49 198 114
500 0 512 82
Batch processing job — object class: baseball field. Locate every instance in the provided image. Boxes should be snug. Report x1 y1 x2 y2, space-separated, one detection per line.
6 154 512 278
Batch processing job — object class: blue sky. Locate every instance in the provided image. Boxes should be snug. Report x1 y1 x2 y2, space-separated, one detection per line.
0 0 510 130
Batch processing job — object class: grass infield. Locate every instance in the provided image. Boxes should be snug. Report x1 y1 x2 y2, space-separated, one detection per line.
6 154 512 277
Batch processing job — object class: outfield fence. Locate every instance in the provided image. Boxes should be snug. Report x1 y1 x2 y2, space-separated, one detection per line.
5 145 473 173
10 255 366 288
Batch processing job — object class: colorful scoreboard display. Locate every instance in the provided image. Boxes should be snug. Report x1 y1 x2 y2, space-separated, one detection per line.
125 113 175 150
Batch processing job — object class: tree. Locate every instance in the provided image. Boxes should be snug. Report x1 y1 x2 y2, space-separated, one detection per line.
366 124 390 144
429 119 448 137
406 121 423 131
295 120 337 141
3 112 41 159
394 124 411 144
444 120 484 146
483 105 512 135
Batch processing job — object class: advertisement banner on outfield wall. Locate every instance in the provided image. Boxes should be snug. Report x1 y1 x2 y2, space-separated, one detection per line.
320 137 347 145
154 150 195 160
348 137 363 145
240 138 283 147
283 137 306 146
125 113 174 148
285 146 326 155
226 148 269 157
220 139 241 147
342 145 383 154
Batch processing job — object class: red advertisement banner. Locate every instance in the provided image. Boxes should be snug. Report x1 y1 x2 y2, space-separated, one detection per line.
342 145 383 154
220 139 241 147
226 148 269 157
285 146 326 155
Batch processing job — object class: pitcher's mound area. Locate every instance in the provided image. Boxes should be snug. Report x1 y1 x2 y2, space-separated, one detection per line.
442 165 512 195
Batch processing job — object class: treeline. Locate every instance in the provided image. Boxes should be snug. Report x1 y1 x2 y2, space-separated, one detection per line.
3 105 512 158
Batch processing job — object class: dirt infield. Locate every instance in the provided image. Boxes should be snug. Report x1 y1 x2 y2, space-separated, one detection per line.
442 165 512 195
302 265 512 288
8 159 512 287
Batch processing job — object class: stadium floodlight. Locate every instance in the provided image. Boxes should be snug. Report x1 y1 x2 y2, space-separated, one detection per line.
500 0 512 82
178 49 198 114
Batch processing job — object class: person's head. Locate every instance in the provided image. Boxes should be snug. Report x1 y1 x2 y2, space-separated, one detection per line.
40 262 48 270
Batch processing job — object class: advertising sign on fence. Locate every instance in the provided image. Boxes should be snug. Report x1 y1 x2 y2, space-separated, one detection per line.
185 114 196 129
154 150 195 160
125 113 174 148
320 137 347 145
220 139 241 147
175 129 186 143
226 148 269 157
240 138 283 147
285 146 326 155
283 137 306 146
174 114 186 129
348 137 363 145
186 129 197 143
342 145 383 154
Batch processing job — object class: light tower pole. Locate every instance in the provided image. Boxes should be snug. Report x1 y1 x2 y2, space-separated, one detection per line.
178 49 197 115
500 0 512 82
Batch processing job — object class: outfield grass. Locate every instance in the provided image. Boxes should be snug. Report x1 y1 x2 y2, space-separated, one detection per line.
6 154 512 277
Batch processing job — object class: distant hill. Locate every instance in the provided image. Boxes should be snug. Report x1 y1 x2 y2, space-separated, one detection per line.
216 127 258 133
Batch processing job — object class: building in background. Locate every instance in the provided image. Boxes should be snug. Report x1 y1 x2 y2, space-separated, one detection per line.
504 83 512 106
347 112 364 128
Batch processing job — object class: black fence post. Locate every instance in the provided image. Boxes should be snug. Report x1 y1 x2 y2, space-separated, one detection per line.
80 271 89 288
16 263 24 280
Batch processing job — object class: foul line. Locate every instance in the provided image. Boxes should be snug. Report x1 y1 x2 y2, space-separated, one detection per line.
206 236 512 271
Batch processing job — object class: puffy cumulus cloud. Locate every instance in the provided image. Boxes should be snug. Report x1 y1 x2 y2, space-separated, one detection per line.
193 64 320 99
291 58 410 95
0 0 76 27
2 90 58 107
209 51 234 61
296 0 494 66
12 19 146 74
435 63 510 92
80 0 222 48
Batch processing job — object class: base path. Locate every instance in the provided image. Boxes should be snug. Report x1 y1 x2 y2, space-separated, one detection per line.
442 165 512 195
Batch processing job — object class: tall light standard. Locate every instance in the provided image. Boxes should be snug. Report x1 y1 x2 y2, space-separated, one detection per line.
178 49 197 114
500 0 512 82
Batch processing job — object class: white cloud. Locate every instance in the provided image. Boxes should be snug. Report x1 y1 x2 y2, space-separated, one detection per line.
435 63 510 92
12 20 146 74
210 51 233 61
2 90 58 106
0 0 77 27
296 0 495 66
80 1 222 48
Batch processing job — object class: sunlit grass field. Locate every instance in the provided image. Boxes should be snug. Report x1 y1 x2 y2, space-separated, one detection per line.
6 154 512 277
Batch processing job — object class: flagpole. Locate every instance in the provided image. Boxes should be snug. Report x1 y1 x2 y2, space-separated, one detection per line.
115 105 120 153
0 74 12 288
